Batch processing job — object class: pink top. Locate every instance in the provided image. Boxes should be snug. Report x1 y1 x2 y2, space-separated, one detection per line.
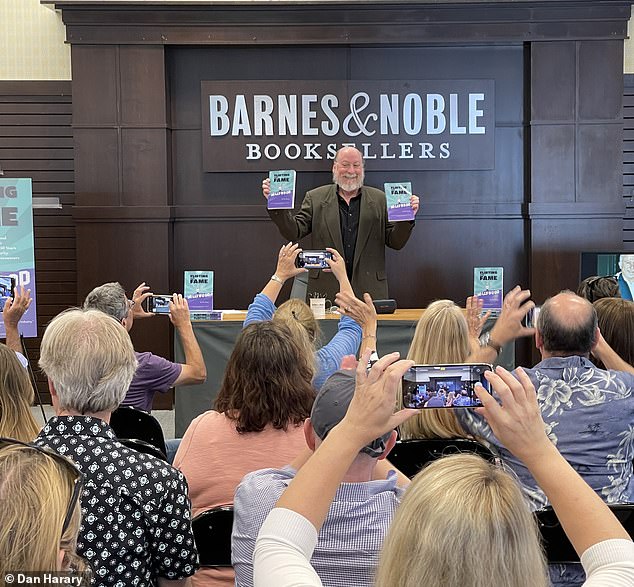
174 410 307 587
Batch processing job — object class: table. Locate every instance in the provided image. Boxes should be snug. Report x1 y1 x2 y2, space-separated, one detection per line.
174 310 513 436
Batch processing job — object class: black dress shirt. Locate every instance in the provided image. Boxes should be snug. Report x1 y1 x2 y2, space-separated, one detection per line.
36 415 198 587
337 189 362 279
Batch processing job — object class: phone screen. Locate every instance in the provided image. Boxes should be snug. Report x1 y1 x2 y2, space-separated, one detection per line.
524 306 541 328
297 250 333 269
148 294 172 315
402 364 492 409
0 276 15 308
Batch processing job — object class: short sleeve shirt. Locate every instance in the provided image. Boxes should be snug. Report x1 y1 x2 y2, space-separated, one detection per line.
122 351 183 412
35 416 198 587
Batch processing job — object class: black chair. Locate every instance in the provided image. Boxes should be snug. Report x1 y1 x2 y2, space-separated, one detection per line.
110 406 168 457
118 437 168 461
388 438 499 479
536 503 634 563
192 507 234 567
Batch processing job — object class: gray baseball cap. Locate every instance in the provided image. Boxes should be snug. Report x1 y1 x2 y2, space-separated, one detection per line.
310 369 393 458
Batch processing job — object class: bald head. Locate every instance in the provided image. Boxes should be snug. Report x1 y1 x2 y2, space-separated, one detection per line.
537 291 598 356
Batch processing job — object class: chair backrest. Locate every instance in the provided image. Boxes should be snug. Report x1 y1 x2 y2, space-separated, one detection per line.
536 503 634 563
388 438 498 479
118 437 168 461
192 506 234 567
110 406 167 456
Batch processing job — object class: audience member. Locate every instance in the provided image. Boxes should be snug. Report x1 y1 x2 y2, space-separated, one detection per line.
35 309 198 587
0 440 88 576
253 353 634 587
461 291 634 508
244 243 366 389
592 297 634 369
577 275 619 303
460 291 634 586
174 321 315 587
398 287 533 439
233 368 407 587
0 343 40 441
83 281 207 412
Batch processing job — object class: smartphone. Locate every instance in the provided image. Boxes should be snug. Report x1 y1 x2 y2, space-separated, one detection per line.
401 363 492 409
296 250 333 270
144 294 173 315
524 306 541 328
0 276 15 307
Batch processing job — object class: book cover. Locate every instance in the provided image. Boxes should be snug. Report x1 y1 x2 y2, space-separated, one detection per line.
184 271 214 312
384 182 415 221
267 169 296 210
473 267 503 315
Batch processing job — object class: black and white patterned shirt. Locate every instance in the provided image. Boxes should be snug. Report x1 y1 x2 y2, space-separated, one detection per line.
35 416 198 587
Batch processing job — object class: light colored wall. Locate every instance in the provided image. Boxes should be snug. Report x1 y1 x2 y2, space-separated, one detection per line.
0 0 70 80
626 12 634 74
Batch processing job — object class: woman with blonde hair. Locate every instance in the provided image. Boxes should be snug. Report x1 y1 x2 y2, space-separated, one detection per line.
401 287 535 439
376 453 546 586
400 299 473 439
0 439 87 576
245 242 375 389
0 343 40 441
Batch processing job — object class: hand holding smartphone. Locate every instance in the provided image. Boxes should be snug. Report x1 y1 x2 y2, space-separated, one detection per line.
0 276 15 307
295 250 334 270
143 294 173 315
402 363 492 409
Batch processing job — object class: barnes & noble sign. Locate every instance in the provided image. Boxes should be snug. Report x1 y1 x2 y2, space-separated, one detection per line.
201 80 495 172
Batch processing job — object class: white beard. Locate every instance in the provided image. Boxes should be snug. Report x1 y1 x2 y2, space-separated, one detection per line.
335 172 364 193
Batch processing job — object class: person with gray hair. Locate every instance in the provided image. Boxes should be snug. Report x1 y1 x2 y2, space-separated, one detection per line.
83 281 206 413
232 368 408 587
459 290 634 586
34 308 198 587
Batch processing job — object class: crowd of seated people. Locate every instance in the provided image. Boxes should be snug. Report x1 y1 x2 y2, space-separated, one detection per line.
2 248 634 586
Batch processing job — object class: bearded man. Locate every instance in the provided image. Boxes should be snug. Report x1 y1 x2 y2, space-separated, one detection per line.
263 146 418 301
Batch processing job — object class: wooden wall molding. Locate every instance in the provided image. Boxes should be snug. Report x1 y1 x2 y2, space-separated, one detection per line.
54 1 632 45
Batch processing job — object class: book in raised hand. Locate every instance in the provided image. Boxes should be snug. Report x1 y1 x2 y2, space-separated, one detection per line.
385 182 415 221
267 169 296 210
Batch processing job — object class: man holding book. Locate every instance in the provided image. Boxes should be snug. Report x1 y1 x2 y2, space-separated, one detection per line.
263 146 419 301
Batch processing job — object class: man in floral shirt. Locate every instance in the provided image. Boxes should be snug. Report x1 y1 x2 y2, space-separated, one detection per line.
35 308 198 587
464 291 634 507
461 291 634 585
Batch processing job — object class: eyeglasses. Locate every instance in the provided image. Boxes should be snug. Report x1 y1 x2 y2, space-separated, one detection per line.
0 438 84 535
128 299 136 310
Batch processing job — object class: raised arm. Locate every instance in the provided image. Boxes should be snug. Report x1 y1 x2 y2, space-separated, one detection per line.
335 291 378 358
266 182 314 242
2 286 32 354
325 248 353 296
592 331 634 375
260 242 307 305
169 294 207 386
467 286 534 363
476 366 632 559
466 295 491 356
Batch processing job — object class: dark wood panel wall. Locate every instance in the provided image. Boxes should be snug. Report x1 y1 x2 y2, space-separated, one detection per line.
623 74 634 249
0 81 75 401
47 0 633 378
